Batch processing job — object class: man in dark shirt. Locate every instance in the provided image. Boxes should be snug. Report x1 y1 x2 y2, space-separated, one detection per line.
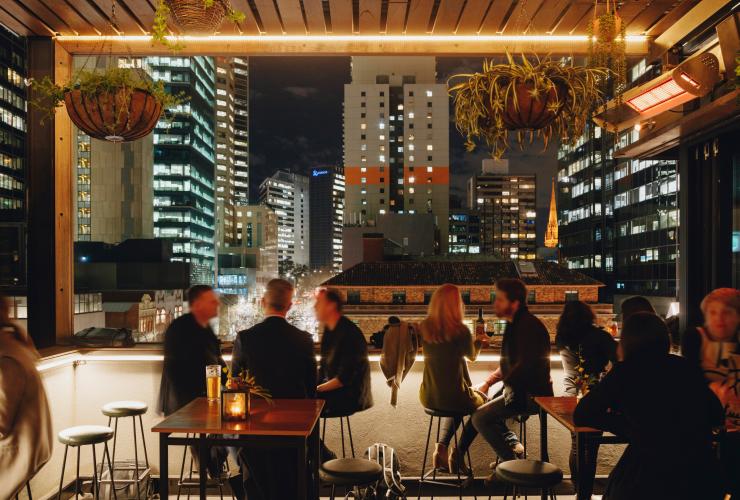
470 279 553 484
314 288 373 459
159 285 225 415
231 279 317 499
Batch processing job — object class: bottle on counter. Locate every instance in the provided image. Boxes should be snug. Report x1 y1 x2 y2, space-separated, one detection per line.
476 307 487 337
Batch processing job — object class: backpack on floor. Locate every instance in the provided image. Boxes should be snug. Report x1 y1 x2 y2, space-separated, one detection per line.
365 443 406 499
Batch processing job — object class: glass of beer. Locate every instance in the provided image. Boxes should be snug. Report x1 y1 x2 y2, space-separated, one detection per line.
206 365 221 402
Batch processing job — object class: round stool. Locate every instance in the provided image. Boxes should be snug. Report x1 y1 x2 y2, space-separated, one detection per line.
101 401 150 499
417 408 475 500
57 425 116 499
321 407 356 458
320 458 383 500
492 459 563 500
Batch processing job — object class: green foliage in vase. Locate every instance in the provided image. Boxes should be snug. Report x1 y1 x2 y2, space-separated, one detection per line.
449 54 608 159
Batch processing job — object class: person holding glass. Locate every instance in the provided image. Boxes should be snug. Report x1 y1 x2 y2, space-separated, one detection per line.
419 284 488 474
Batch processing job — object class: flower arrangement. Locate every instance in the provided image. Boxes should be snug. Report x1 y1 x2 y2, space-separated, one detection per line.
449 54 607 159
222 366 273 403
573 350 599 397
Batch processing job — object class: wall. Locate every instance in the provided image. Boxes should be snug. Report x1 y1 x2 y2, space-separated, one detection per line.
29 350 625 498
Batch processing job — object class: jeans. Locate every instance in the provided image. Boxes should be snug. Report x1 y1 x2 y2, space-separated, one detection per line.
438 416 478 454
471 394 539 461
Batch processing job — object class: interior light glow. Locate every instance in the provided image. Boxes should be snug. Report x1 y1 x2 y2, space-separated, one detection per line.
625 77 687 113
55 34 647 43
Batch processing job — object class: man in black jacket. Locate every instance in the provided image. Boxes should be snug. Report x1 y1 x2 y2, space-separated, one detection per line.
231 278 317 499
159 285 225 415
471 279 553 484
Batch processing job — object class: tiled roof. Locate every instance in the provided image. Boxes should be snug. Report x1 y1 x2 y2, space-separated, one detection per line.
321 260 603 287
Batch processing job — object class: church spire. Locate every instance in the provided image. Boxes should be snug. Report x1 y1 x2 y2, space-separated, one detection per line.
544 177 559 248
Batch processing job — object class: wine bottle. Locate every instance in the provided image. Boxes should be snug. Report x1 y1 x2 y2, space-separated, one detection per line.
476 307 486 337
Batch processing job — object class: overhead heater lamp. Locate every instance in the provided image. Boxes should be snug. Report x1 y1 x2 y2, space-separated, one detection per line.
625 53 720 113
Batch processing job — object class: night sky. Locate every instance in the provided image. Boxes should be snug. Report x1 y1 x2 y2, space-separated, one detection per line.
248 56 558 240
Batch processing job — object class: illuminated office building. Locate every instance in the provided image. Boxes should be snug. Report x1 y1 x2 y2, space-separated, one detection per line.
258 170 310 266
309 166 344 271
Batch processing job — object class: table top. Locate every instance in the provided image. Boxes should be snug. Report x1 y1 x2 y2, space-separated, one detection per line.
152 397 325 437
534 396 602 433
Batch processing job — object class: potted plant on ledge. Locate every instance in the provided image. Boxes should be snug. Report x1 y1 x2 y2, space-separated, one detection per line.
449 54 607 159
31 67 182 143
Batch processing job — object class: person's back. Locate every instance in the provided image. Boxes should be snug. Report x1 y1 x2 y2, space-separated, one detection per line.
501 306 552 400
233 316 316 398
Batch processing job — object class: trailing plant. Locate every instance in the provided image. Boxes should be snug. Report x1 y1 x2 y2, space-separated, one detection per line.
30 67 182 133
588 1 627 105
449 54 608 159
152 0 245 50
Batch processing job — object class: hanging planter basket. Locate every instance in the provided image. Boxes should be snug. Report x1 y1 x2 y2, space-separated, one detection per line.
588 1 627 104
63 87 163 142
31 67 182 143
449 55 608 159
165 0 227 34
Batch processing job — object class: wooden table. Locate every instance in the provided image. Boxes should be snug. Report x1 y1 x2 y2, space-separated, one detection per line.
152 397 324 500
534 396 627 500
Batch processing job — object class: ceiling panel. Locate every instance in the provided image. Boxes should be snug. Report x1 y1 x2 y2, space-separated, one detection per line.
15 0 76 35
86 0 145 34
301 0 327 34
253 0 284 33
384 0 408 34
359 0 382 33
506 0 544 34
0 4 35 35
551 0 591 34
405 0 434 34
645 0 700 36
478 0 514 34
328 0 353 34
528 0 568 34
455 0 491 34
626 1 678 34
222 0 261 34
276 0 306 34
431 0 464 34
3 0 57 35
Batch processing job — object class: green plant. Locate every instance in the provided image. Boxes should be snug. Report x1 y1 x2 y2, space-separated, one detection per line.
152 0 245 50
224 367 273 403
588 2 627 105
30 67 183 132
449 54 608 159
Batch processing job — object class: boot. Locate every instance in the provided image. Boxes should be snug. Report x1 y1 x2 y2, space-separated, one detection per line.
432 443 449 471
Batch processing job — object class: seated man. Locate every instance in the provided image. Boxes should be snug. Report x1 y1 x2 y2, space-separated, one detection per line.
471 278 553 485
314 288 373 459
231 279 317 500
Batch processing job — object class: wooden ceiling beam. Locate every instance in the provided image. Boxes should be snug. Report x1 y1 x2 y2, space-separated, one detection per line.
253 0 285 34
276 0 307 34
10 0 74 35
227 0 261 34
384 0 408 34
550 1 591 34
455 0 491 34
430 0 464 34
0 4 35 35
85 0 145 34
1 0 56 35
302 0 327 34
359 0 382 33
328 0 353 34
478 0 514 34
404 0 434 34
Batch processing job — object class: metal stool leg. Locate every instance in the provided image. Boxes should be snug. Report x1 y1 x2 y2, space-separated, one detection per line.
111 418 119 474
92 444 99 499
104 442 118 500
340 417 346 458
452 421 462 500
345 417 355 458
176 434 189 500
417 415 433 499
58 445 69 500
330 484 336 500
75 446 81 500
132 416 142 500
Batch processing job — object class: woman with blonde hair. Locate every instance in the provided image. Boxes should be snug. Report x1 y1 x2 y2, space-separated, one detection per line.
419 284 488 473
0 293 53 499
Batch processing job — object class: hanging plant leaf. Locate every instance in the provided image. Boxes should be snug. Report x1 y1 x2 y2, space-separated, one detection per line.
449 55 608 159
151 0 246 50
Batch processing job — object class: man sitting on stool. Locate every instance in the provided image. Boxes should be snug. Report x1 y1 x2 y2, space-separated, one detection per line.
314 288 373 461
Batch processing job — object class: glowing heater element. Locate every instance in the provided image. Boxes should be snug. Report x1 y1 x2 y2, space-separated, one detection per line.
625 78 687 113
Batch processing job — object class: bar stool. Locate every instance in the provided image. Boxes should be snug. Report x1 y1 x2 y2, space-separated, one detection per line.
14 482 31 500
101 400 150 499
57 425 117 499
490 411 535 472
489 459 563 500
176 433 229 500
320 458 383 500
417 408 476 500
321 408 356 458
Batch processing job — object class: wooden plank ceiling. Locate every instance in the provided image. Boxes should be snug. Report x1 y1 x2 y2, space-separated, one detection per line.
0 0 698 38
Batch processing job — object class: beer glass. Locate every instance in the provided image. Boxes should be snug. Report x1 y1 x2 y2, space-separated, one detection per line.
206 364 221 401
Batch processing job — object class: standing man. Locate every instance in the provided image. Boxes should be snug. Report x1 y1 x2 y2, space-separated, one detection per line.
159 285 225 415
470 278 553 485
231 279 317 499
314 288 373 459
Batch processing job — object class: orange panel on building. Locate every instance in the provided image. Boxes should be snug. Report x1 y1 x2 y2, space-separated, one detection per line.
404 166 449 185
345 165 390 185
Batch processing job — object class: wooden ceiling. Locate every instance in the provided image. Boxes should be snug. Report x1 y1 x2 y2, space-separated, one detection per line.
0 0 700 38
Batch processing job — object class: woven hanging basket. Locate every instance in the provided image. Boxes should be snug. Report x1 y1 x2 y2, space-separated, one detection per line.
500 80 566 130
166 0 227 34
63 87 163 142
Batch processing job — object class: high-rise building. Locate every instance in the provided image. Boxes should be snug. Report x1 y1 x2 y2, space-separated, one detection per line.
343 57 449 253
258 170 310 266
557 126 679 308
0 25 26 290
309 166 344 272
467 159 537 260
147 56 217 286
232 57 249 204
448 208 481 254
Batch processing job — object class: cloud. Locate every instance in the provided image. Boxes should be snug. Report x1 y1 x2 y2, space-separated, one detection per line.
284 86 320 98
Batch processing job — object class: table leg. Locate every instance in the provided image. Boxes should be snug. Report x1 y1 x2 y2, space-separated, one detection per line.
159 433 169 499
311 422 321 500
198 434 208 500
539 406 549 462
296 437 308 500
575 432 597 500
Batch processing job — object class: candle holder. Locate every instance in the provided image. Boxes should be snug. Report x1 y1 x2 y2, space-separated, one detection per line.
221 388 249 421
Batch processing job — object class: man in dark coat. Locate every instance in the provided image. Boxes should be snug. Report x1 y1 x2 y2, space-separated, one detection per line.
470 278 553 485
231 278 317 499
159 285 225 415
